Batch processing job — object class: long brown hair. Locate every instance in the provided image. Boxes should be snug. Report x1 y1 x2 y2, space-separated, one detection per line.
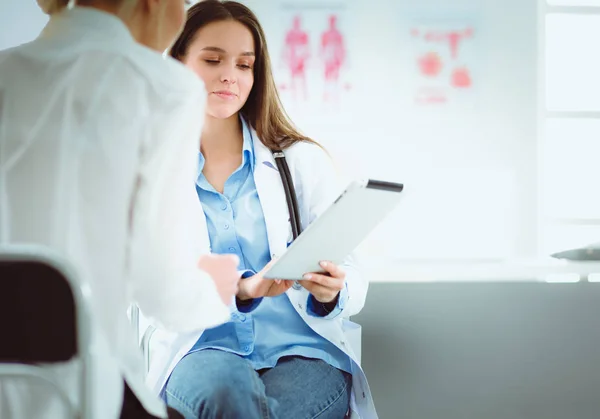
169 0 318 151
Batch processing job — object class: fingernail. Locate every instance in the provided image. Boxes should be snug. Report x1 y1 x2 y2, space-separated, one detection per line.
320 261 328 267
303 274 312 280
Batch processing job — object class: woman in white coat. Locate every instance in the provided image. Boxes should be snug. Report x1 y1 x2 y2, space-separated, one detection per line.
145 1 378 418
0 1 240 418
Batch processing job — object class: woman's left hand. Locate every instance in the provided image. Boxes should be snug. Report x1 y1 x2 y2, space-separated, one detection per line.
301 261 345 303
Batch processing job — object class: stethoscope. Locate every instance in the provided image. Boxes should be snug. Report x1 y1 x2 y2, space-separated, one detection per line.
272 150 303 291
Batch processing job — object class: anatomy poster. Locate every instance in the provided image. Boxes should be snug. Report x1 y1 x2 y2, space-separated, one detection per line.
409 21 477 108
273 2 353 109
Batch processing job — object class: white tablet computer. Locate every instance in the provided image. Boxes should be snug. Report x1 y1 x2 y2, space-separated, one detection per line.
263 179 404 280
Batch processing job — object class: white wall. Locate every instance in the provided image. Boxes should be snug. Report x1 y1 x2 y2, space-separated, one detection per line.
0 0 539 266
247 0 538 265
0 0 48 50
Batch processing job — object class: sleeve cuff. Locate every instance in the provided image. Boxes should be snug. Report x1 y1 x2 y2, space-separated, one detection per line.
236 297 263 313
306 282 348 319
238 269 254 279
234 269 263 313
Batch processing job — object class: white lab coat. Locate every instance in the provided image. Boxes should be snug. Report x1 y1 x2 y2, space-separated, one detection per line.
0 7 229 419
145 136 379 418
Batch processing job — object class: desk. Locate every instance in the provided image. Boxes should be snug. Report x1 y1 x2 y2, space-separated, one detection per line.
365 258 600 282
354 261 600 419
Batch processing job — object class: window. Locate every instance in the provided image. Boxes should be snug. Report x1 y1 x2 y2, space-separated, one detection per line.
545 14 600 111
539 1 600 256
547 0 600 6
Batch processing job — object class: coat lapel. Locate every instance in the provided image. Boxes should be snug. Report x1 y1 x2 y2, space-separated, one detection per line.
252 131 290 260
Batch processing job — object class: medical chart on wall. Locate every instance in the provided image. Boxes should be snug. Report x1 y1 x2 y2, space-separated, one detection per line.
409 20 477 108
272 2 354 111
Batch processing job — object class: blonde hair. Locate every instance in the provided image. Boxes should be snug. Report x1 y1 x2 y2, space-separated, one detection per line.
38 0 136 15
37 0 69 14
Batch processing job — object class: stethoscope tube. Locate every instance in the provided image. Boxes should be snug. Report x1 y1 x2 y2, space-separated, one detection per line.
272 151 303 290
273 151 301 240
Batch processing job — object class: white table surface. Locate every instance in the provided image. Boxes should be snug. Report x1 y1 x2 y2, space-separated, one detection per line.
365 258 600 282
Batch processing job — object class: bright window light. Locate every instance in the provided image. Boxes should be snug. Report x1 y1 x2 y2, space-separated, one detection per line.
541 119 600 220
546 14 600 111
547 0 600 6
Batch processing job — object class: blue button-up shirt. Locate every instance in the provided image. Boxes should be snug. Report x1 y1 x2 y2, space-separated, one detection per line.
190 118 352 373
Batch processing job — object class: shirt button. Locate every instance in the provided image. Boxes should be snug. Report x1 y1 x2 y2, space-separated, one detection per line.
224 224 230 230
238 314 246 322
243 345 251 352
292 281 302 290
229 247 236 252
221 203 228 211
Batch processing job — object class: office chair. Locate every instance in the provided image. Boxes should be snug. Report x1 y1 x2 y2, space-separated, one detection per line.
0 246 93 418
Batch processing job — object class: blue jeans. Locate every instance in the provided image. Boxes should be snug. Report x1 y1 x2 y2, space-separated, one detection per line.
164 350 352 419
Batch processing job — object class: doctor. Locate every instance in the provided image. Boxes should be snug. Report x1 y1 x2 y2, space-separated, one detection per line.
0 0 239 418
146 1 377 418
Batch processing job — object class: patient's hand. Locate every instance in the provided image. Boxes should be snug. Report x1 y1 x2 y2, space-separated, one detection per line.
301 261 345 303
198 254 240 305
237 259 295 301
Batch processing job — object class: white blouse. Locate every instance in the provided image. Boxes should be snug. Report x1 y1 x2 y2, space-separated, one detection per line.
0 6 227 418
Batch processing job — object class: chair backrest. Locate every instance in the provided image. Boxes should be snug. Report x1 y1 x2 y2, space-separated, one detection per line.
129 304 154 374
0 245 93 418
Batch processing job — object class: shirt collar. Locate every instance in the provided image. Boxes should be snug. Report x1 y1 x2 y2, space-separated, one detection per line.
197 116 255 178
40 6 134 46
241 117 256 172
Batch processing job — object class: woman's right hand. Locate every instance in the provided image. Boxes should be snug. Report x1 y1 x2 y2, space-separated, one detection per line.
237 259 295 301
198 254 241 305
